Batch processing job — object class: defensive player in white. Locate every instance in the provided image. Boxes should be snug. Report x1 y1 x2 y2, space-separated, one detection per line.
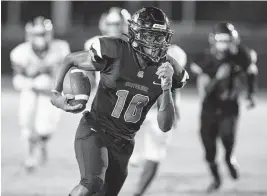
10 16 70 172
130 45 187 196
84 7 131 96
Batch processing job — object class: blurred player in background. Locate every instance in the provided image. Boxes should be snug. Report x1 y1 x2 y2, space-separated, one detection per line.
190 22 258 192
130 45 187 196
51 7 188 196
10 16 70 172
84 7 131 94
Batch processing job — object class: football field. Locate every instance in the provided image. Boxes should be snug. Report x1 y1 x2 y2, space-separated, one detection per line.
2 87 267 196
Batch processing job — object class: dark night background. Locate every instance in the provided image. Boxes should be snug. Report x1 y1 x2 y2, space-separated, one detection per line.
2 1 267 88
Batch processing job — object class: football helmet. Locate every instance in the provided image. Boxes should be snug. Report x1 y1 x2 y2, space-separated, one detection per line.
209 22 240 55
128 7 173 63
25 16 53 54
99 7 131 37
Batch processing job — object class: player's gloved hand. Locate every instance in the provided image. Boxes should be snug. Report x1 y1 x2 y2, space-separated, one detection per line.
50 90 83 113
216 63 231 80
156 62 174 91
246 94 256 110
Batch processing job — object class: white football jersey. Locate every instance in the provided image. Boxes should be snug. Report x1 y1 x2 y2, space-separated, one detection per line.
10 39 70 77
167 44 187 68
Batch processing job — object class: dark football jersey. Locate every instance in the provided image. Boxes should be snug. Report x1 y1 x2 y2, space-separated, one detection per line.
89 37 187 140
195 45 252 107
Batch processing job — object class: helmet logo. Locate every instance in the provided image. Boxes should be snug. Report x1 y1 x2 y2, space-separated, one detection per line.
152 24 167 30
137 71 144 78
139 8 146 13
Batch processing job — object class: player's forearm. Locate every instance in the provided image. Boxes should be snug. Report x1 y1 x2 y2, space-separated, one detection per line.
196 74 210 100
190 62 203 76
173 92 180 121
53 51 97 92
157 89 175 132
247 73 257 97
53 56 74 92
11 62 27 76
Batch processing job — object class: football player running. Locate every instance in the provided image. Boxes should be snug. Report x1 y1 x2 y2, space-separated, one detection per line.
190 22 258 192
10 17 70 172
130 44 187 196
51 7 188 196
84 7 131 95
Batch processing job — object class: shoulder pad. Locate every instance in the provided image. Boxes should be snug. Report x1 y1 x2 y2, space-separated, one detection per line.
167 45 187 68
91 36 123 59
10 42 31 66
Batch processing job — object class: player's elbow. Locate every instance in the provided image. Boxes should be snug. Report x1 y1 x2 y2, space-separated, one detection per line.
64 53 75 66
159 122 172 133
157 115 174 133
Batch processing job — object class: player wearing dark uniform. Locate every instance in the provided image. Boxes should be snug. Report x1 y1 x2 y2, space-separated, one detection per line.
84 7 131 91
51 7 188 196
190 22 258 192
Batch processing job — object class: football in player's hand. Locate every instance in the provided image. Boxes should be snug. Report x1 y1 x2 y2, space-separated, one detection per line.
63 68 91 111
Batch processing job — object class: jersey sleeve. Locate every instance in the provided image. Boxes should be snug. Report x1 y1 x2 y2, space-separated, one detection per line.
60 40 71 59
166 45 189 89
239 46 258 75
247 49 258 75
239 46 253 70
10 43 29 74
88 36 122 72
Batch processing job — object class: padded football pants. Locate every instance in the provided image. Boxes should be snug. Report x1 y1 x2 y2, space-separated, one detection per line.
74 111 134 196
200 108 238 164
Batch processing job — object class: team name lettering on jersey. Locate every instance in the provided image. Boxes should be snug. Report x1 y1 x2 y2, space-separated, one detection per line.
125 82 149 93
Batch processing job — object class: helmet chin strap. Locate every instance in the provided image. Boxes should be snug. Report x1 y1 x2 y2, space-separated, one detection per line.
132 41 162 63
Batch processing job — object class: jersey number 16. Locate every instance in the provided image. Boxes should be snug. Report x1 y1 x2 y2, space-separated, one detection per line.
111 90 149 123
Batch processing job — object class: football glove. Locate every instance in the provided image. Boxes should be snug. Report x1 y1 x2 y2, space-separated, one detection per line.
156 62 174 91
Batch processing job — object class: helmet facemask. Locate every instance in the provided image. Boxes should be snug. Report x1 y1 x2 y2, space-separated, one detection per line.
128 18 173 63
209 23 240 58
